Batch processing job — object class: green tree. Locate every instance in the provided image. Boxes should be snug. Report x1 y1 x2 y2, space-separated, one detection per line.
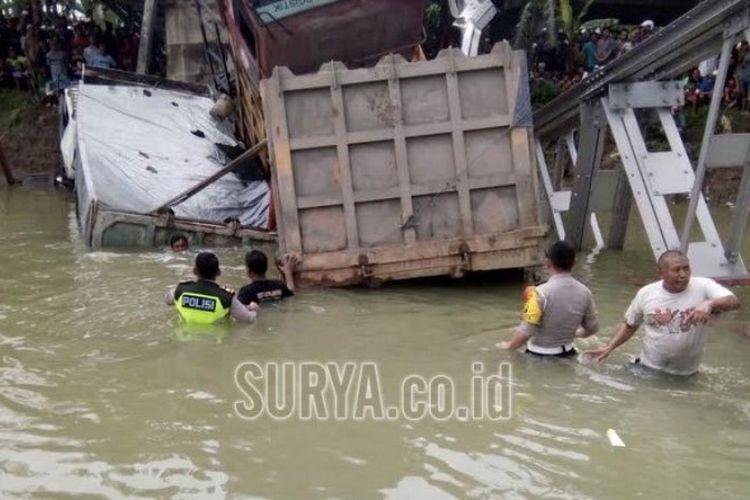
514 0 596 49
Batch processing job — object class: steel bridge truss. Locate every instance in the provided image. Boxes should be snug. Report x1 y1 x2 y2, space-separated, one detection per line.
534 0 750 279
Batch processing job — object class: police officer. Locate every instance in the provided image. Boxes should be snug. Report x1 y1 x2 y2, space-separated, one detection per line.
497 240 599 356
165 252 258 325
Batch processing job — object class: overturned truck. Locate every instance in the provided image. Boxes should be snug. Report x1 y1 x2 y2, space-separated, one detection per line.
213 1 548 286
64 0 548 287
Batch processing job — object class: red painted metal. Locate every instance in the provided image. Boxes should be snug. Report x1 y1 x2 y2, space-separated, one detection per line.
217 0 425 87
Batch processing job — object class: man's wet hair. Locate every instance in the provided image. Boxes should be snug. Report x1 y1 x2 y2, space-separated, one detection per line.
195 252 220 280
546 240 576 271
657 249 686 269
245 250 268 275
170 233 188 248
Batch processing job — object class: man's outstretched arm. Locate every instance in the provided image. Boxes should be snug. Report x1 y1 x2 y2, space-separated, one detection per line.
586 323 639 362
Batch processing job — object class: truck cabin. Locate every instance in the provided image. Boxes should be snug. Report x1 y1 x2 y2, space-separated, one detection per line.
220 0 426 86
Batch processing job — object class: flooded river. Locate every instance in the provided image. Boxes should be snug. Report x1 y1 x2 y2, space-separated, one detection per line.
1 188 750 499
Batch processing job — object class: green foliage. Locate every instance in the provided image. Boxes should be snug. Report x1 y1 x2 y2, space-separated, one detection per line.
0 91 33 134
513 1 536 49
560 0 573 34
425 3 441 30
514 0 598 49
531 79 560 105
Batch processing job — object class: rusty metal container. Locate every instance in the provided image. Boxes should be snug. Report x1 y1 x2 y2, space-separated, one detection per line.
261 43 547 286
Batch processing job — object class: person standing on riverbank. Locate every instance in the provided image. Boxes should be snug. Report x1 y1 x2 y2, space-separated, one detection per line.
497 240 599 357
587 250 740 375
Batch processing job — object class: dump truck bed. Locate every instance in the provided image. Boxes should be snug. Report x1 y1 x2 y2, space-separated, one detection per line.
261 43 547 286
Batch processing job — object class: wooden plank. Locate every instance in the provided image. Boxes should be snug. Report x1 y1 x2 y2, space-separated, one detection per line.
262 72 303 252
445 50 474 236
329 62 360 249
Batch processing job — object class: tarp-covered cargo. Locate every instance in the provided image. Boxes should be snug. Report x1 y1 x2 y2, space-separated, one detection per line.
70 68 273 247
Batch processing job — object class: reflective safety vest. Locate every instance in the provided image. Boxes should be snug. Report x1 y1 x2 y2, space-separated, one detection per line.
174 279 234 325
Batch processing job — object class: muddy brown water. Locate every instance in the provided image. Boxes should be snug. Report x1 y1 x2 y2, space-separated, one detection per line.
1 188 749 498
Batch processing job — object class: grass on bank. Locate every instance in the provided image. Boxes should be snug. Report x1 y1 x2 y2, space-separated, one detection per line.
0 90 37 136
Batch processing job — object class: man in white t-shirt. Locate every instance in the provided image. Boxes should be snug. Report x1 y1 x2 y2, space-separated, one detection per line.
588 251 740 375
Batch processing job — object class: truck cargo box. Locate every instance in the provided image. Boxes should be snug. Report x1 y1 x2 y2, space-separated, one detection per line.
261 43 547 286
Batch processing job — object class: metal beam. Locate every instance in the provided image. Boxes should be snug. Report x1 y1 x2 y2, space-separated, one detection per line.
535 140 567 240
725 162 750 263
568 101 606 249
680 36 733 250
607 170 632 249
150 140 268 214
137 0 158 75
534 0 750 139
552 137 566 190
604 99 675 258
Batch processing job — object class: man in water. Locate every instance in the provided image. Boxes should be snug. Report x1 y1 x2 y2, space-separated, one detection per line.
169 234 189 252
237 250 298 306
497 240 599 356
587 250 740 375
165 252 258 325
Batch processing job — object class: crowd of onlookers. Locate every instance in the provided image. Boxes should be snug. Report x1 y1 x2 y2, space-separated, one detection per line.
529 18 750 118
682 40 750 112
529 20 658 105
1 11 140 100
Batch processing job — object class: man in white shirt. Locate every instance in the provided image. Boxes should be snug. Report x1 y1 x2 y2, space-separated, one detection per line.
588 250 740 375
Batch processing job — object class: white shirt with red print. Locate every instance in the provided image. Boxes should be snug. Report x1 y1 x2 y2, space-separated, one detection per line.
625 277 735 375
